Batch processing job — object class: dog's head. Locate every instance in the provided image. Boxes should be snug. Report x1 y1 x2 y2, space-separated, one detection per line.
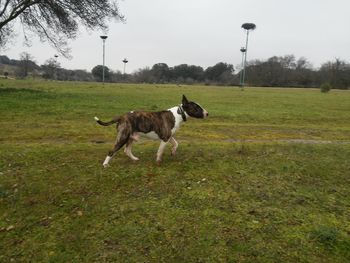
182 95 209 119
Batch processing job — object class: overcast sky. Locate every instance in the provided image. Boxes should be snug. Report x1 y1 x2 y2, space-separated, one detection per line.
3 0 350 73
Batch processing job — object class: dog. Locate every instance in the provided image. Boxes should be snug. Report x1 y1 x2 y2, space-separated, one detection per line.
94 95 208 167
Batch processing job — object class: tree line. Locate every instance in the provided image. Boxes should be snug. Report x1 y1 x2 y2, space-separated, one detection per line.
0 1 349 89
1 53 349 89
245 55 350 89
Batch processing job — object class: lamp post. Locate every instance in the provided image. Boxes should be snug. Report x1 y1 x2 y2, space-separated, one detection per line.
100 35 108 84
54 54 59 80
239 47 246 88
122 58 128 75
241 23 256 89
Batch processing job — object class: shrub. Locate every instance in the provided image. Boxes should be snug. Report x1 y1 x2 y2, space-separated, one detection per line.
320 82 332 93
310 226 339 248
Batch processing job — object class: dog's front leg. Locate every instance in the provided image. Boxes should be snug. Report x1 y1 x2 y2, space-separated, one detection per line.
156 140 168 164
169 137 178 156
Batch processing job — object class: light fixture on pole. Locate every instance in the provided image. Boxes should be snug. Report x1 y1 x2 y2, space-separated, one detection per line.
241 23 256 89
100 35 108 84
122 58 128 75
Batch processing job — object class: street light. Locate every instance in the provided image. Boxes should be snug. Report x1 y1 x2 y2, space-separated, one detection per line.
239 47 246 88
241 23 256 89
54 54 59 80
100 35 108 84
122 58 128 75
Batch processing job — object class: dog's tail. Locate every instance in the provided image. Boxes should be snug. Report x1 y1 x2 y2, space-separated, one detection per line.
94 116 119 126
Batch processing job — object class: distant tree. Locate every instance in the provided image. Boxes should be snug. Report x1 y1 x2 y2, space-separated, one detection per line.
267 56 290 85
16 52 35 78
4 71 8 78
205 62 234 83
0 55 11 64
51 68 93 81
280 55 296 69
0 1 124 57
151 63 170 83
41 58 61 80
294 57 315 87
176 76 185 84
218 70 237 85
133 67 153 83
296 57 312 70
172 64 190 80
110 70 126 82
70 69 93 82
319 59 350 89
171 64 204 82
92 65 110 82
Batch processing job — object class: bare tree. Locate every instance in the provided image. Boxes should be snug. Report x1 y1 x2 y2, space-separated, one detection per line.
16 52 35 78
296 57 312 70
0 0 124 57
41 58 60 79
320 58 350 89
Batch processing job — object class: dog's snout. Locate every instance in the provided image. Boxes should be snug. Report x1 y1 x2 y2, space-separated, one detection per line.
206 112 209 117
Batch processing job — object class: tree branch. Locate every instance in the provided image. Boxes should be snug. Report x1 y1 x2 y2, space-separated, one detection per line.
0 0 11 17
1 0 124 56
0 0 41 29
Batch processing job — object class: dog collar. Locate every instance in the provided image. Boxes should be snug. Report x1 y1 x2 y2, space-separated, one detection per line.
177 105 187 122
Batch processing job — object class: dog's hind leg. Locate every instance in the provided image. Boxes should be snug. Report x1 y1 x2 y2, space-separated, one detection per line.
169 137 178 156
103 124 130 167
124 139 139 161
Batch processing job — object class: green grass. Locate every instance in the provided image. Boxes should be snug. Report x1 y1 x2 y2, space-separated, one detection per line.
1 79 350 262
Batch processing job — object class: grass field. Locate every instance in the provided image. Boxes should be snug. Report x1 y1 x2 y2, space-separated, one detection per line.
1 79 350 262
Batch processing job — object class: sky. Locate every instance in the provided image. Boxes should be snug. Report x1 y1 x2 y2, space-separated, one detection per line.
2 0 350 73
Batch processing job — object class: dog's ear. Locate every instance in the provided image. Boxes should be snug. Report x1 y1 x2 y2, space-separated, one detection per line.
182 95 189 105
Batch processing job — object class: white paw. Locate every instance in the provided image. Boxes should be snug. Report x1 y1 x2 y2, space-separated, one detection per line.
171 147 177 156
103 163 110 168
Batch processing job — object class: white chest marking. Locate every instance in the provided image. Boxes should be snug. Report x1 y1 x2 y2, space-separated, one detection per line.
168 106 185 135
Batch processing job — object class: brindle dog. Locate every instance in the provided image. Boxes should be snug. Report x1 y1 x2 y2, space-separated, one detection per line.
95 95 208 167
